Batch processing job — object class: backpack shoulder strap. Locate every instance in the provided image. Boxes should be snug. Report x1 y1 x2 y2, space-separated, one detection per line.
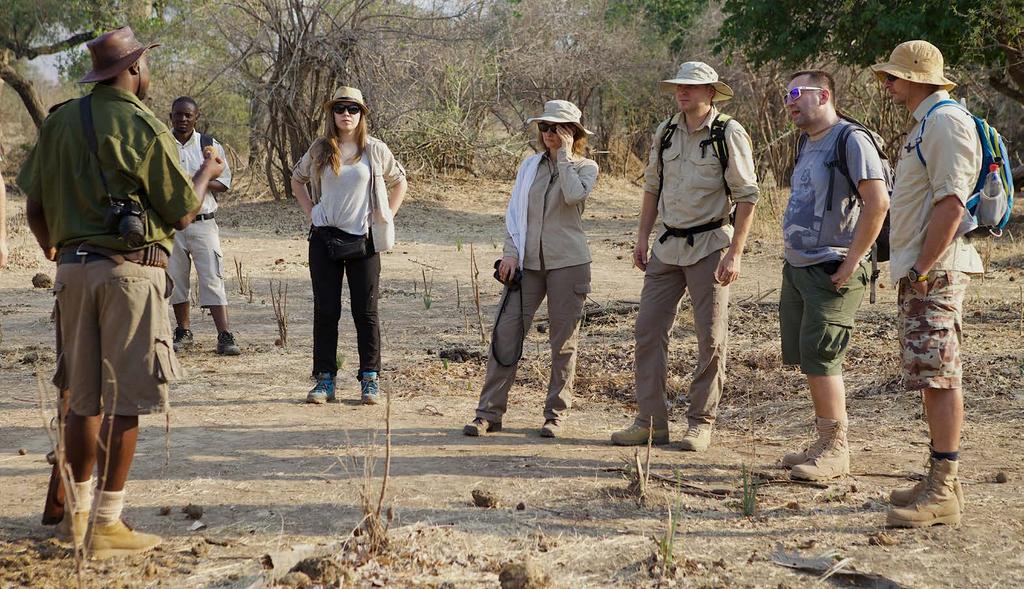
78 95 113 200
200 133 214 151
656 115 678 202
707 113 733 196
914 99 963 166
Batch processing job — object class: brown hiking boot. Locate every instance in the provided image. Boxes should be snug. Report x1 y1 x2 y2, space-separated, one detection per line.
790 418 849 482
88 519 162 559
889 456 966 512
887 459 962 528
540 419 561 438
55 510 89 546
610 423 669 446
463 418 502 436
677 424 712 452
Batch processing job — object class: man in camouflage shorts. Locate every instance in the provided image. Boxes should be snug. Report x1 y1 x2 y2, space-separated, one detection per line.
873 40 982 528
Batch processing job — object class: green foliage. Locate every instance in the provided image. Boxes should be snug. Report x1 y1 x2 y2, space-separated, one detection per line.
715 0 1021 69
740 464 758 517
606 0 710 52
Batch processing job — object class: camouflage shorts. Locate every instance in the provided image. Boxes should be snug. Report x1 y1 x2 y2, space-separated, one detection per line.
897 270 970 390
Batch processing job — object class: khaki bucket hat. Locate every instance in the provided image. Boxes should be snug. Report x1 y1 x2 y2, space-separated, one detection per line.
871 40 956 90
526 100 593 135
660 61 734 102
324 86 368 112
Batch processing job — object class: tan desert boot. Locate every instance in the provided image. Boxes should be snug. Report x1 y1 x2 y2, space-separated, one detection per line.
781 417 834 467
55 510 90 546
890 456 965 511
790 418 849 481
610 423 669 446
678 424 712 452
886 459 962 528
463 418 502 436
88 519 162 559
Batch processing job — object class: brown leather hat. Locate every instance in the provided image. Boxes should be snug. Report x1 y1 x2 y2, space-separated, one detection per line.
79 27 160 84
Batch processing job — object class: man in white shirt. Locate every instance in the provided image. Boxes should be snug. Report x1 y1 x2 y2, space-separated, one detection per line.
167 96 240 355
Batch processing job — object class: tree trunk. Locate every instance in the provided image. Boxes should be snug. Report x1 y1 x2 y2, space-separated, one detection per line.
0 53 46 129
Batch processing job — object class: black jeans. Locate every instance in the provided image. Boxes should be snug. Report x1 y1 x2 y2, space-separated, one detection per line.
309 228 381 379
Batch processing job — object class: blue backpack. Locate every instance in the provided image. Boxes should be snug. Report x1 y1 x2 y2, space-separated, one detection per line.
913 99 1015 234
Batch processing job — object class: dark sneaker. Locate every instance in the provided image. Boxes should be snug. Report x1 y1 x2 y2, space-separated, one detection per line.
307 373 335 404
463 418 502 436
216 331 241 356
172 327 194 353
360 371 380 405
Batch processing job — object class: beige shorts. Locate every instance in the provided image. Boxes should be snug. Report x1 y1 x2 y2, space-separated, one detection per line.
53 258 182 416
168 218 228 307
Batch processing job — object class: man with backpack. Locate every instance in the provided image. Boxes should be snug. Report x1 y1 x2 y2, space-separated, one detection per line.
872 40 985 527
611 62 759 451
167 96 240 356
778 71 889 481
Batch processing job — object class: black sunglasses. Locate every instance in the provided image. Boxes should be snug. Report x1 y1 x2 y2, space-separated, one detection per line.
332 104 362 115
538 122 563 133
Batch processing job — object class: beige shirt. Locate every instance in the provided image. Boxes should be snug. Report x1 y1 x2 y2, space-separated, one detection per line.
642 107 759 267
889 91 983 285
503 151 599 271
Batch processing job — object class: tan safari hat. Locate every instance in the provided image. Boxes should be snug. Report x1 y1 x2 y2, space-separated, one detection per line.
526 100 594 135
871 40 956 90
660 61 734 102
324 86 368 112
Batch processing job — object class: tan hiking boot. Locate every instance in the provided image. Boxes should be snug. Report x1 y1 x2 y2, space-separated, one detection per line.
463 418 502 436
88 519 162 559
540 419 561 438
886 459 962 528
781 417 834 467
55 510 90 546
678 424 712 452
889 456 966 512
790 418 849 482
610 423 669 446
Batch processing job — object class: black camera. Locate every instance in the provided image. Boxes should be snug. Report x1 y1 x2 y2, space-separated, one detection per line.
493 259 523 290
104 199 147 248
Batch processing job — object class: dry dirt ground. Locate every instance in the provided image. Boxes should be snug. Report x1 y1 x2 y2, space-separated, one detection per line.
1 176 1023 588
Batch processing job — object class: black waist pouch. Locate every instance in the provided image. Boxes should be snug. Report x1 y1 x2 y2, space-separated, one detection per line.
314 226 370 261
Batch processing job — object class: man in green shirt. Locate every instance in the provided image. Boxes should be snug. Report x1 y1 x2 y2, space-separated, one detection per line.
19 26 223 558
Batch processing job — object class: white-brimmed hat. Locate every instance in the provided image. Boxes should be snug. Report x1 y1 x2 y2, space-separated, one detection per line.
659 61 734 102
870 40 956 91
526 100 593 135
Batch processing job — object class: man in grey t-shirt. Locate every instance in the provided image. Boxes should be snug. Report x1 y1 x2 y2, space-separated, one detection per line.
778 70 889 482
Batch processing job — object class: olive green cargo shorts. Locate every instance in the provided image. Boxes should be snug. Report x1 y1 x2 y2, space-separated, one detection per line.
779 261 867 376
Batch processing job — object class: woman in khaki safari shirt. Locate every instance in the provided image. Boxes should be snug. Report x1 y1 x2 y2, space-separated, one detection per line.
463 100 599 439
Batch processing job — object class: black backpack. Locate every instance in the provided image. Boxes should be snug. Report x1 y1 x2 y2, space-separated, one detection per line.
796 116 893 302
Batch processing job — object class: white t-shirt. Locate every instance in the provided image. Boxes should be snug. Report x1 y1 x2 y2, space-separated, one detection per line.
312 152 371 235
174 131 232 215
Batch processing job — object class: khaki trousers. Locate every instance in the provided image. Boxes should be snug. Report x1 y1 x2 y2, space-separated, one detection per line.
475 263 591 422
634 251 729 429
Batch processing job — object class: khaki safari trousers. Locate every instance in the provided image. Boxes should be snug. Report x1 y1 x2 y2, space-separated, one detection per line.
633 250 729 430
475 263 591 422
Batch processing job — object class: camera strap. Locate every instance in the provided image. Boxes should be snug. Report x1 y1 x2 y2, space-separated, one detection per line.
78 95 115 206
490 284 525 368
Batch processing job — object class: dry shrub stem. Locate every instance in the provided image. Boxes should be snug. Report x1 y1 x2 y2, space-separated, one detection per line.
270 279 288 346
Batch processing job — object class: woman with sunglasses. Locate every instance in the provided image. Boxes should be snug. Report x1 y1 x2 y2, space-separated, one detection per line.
290 86 407 405
464 100 599 438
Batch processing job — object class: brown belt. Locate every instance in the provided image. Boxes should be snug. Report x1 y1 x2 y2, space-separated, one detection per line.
58 243 169 269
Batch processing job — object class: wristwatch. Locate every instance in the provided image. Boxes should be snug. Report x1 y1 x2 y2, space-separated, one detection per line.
907 266 928 283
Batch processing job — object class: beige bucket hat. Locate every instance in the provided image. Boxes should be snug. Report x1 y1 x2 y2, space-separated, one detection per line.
324 86 368 111
660 61 734 102
526 100 593 135
871 40 956 90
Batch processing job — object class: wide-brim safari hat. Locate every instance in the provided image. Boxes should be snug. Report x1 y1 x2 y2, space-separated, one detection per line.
79 27 159 84
659 61 733 102
324 86 368 112
526 100 593 135
871 40 956 91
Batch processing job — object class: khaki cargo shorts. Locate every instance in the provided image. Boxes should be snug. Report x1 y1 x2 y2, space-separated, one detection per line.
168 218 228 307
53 258 182 416
897 270 969 390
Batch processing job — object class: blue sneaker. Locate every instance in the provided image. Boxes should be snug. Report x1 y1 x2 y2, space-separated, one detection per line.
307 373 335 404
360 371 379 405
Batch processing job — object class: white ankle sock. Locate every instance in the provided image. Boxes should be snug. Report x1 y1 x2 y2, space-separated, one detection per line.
93 490 126 525
71 478 95 514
